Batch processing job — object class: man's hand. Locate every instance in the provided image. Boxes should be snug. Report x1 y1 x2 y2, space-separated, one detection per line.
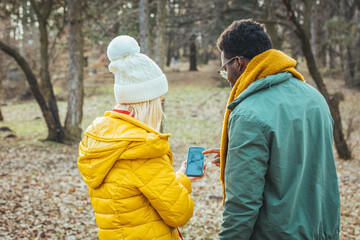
202 148 220 167
178 160 206 182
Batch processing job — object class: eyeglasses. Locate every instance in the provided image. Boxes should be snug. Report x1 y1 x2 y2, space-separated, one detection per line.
218 56 244 79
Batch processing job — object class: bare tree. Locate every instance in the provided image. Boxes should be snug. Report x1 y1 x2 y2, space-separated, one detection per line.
0 40 63 142
64 0 84 141
0 0 65 142
282 0 352 159
30 0 64 142
189 34 197 71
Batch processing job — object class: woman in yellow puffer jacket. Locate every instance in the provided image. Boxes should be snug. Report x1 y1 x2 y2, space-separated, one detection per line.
78 36 200 240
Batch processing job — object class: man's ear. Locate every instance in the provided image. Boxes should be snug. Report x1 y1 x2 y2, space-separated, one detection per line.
236 57 244 71
240 58 249 71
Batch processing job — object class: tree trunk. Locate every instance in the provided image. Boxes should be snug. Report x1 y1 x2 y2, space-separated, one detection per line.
112 22 120 36
0 19 11 122
343 46 354 87
0 52 3 122
166 31 174 67
329 46 335 69
0 40 62 142
139 0 149 55
201 47 209 65
318 44 327 68
282 0 352 159
154 0 166 70
189 35 197 71
200 31 210 65
153 0 167 132
0 69 2 121
310 4 317 59
39 29 64 142
29 0 64 142
264 0 281 49
355 37 360 87
313 1 329 69
166 40 172 67
64 0 84 141
344 45 359 88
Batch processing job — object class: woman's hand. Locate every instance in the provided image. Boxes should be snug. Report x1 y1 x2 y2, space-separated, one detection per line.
178 160 206 182
202 148 220 167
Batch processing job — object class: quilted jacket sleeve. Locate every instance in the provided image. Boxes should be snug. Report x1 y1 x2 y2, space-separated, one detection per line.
175 171 192 194
133 157 194 227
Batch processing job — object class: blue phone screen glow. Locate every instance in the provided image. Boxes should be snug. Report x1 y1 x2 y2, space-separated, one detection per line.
186 147 205 177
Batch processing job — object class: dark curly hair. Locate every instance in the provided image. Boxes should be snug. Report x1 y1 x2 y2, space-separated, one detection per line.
217 19 272 60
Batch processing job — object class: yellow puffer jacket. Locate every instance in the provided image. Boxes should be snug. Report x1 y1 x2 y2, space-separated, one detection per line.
78 111 194 240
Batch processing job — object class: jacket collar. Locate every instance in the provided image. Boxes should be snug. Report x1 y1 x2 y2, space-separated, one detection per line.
227 72 292 111
84 111 170 143
105 111 170 137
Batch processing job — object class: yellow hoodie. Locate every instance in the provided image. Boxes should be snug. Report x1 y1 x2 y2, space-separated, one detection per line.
78 111 194 240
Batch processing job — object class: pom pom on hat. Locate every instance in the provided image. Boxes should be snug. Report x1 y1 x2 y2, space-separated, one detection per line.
106 35 168 104
107 35 140 61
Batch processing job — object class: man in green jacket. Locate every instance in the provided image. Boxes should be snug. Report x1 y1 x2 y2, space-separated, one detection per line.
203 19 340 239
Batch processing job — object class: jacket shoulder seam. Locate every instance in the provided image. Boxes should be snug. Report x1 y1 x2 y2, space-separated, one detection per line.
229 112 268 144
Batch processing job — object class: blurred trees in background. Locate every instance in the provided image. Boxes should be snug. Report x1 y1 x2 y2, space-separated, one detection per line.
0 0 359 158
0 0 66 142
282 0 352 159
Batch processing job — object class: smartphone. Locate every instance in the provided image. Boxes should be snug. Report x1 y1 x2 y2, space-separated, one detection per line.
185 147 205 177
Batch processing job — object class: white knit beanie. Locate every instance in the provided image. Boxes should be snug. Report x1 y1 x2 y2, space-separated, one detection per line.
107 35 168 104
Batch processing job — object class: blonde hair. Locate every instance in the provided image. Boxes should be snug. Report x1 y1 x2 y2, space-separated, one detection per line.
114 97 164 131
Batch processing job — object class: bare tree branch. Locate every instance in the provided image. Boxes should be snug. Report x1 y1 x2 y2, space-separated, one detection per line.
29 0 42 20
43 0 54 20
49 1 67 60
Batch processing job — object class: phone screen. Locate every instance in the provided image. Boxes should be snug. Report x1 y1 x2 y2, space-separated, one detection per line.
185 147 205 177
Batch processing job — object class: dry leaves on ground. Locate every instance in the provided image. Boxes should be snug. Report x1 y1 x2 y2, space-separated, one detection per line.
1 61 359 239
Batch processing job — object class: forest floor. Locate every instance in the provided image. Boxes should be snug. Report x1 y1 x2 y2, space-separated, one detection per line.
0 60 359 240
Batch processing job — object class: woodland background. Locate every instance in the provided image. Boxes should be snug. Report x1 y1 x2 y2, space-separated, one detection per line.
0 0 359 239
